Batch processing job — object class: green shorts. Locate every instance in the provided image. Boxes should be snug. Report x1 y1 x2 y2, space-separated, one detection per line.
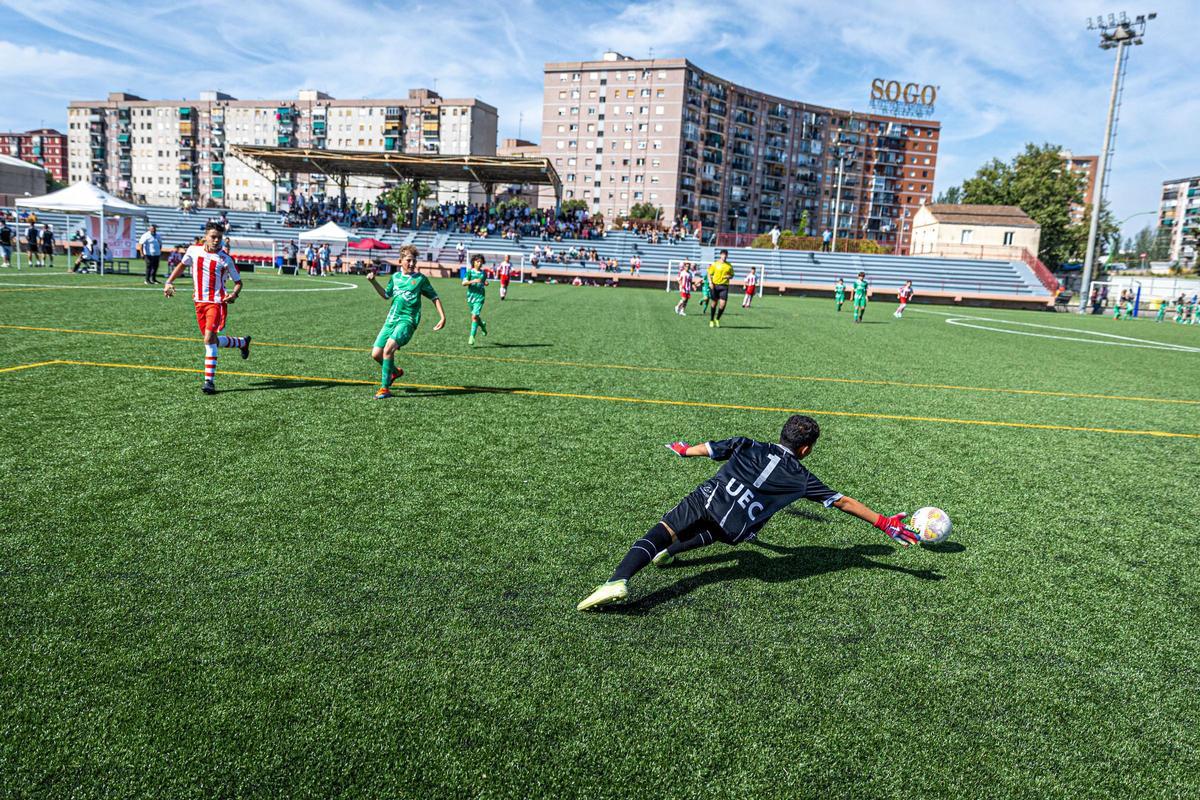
374 318 417 349
467 297 485 316
853 297 867 308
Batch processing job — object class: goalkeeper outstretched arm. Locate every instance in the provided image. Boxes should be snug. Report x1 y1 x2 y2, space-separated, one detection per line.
665 440 918 545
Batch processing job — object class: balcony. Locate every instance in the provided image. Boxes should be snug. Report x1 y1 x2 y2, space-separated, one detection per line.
211 162 223 173
178 162 193 171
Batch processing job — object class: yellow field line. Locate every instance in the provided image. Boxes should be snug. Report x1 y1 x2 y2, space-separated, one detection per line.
0 360 61 374
0 287 59 293
43 358 1200 439
2 323 1196 406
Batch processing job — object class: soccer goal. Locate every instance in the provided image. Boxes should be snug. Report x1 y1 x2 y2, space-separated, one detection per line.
1087 279 1141 317
226 236 278 273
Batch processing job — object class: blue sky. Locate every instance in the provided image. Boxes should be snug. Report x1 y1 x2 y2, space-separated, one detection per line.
2 0 1194 238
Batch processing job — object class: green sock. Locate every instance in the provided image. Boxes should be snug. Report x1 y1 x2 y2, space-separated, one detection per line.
479 319 487 334
382 357 395 388
471 321 478 337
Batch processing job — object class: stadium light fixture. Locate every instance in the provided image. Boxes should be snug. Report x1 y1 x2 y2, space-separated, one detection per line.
1077 10 1155 313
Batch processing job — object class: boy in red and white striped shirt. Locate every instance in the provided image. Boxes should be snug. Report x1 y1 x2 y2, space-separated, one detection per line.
163 223 252 394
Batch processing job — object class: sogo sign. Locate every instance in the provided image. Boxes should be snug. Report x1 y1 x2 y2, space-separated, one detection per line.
870 79 937 106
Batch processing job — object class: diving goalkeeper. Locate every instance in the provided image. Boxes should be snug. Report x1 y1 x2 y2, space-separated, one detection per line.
578 414 921 610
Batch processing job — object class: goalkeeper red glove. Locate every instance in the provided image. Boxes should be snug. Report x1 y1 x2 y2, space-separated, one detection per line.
874 512 920 546
665 441 690 457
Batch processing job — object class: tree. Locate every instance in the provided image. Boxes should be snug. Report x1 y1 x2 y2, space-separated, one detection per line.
378 181 432 221
560 198 588 215
793 209 810 236
628 202 662 221
1131 225 1155 258
958 143 1089 268
44 169 67 193
934 185 962 205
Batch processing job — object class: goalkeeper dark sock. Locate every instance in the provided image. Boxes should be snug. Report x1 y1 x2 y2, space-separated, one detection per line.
716 304 726 320
710 303 717 321
611 523 674 581
668 529 715 557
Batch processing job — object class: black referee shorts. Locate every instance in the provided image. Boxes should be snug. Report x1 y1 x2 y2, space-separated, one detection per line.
660 489 736 545
710 284 729 302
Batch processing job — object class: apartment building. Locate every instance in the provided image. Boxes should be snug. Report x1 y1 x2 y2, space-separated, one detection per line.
1059 150 1098 224
541 52 939 253
1157 175 1200 266
67 90 497 211
0 129 67 182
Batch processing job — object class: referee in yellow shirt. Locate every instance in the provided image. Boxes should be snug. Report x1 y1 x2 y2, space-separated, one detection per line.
707 249 734 327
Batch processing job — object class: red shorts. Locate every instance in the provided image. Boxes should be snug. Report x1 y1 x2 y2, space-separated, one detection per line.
745 287 755 295
195 301 227 332
500 275 510 287
680 291 691 300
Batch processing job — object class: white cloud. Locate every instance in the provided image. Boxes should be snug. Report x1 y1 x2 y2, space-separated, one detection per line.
1 0 1194 235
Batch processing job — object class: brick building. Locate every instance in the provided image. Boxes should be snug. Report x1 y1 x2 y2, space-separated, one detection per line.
0 129 67 183
541 52 939 253
68 90 497 211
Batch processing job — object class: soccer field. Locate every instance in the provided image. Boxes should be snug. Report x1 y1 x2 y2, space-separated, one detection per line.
2 269 1198 798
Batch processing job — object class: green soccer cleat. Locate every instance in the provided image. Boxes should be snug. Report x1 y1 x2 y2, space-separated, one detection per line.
714 318 721 327
577 579 628 611
469 335 476 346
709 319 715 328
479 320 488 336
652 550 673 568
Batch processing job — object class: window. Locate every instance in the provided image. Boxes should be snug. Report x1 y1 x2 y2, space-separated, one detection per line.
567 157 577 166
1003 231 1014 246
960 229 973 244
557 124 566 133
558 91 567 99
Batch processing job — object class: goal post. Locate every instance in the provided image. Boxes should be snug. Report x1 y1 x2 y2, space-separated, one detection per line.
465 251 528 282
1086 280 1143 317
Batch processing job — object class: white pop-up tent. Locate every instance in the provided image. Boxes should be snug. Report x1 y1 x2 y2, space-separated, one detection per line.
298 220 350 249
15 181 147 274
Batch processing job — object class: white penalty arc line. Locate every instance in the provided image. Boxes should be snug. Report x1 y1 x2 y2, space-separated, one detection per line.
911 308 1200 353
0 274 357 293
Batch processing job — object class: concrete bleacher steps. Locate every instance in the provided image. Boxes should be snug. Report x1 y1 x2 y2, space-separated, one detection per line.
4 202 1051 302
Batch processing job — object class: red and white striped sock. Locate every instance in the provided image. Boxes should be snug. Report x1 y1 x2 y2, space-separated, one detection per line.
204 344 218 383
217 335 245 348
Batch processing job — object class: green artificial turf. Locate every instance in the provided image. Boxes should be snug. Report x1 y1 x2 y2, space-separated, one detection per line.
1 268 1199 798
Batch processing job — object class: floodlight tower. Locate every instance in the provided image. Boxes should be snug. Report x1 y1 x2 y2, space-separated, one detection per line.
1078 11 1155 312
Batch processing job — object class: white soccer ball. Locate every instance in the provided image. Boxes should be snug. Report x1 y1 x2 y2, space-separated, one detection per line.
910 506 952 545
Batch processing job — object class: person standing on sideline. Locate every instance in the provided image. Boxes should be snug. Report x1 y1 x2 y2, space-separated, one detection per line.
25 222 41 267
0 219 13 267
769 225 781 249
137 224 163 284
821 228 832 252
40 224 55 269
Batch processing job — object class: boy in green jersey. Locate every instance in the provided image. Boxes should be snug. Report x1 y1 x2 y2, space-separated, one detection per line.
367 244 446 400
1174 296 1185 323
834 278 846 311
699 273 712 313
1156 299 1167 322
463 253 489 345
852 271 869 323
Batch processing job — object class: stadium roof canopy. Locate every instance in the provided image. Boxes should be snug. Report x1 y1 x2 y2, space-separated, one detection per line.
230 145 561 197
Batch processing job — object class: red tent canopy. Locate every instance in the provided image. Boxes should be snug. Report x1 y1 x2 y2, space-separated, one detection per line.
348 237 391 250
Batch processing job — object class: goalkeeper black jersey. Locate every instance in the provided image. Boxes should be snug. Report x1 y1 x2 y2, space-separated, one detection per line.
694 437 842 541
